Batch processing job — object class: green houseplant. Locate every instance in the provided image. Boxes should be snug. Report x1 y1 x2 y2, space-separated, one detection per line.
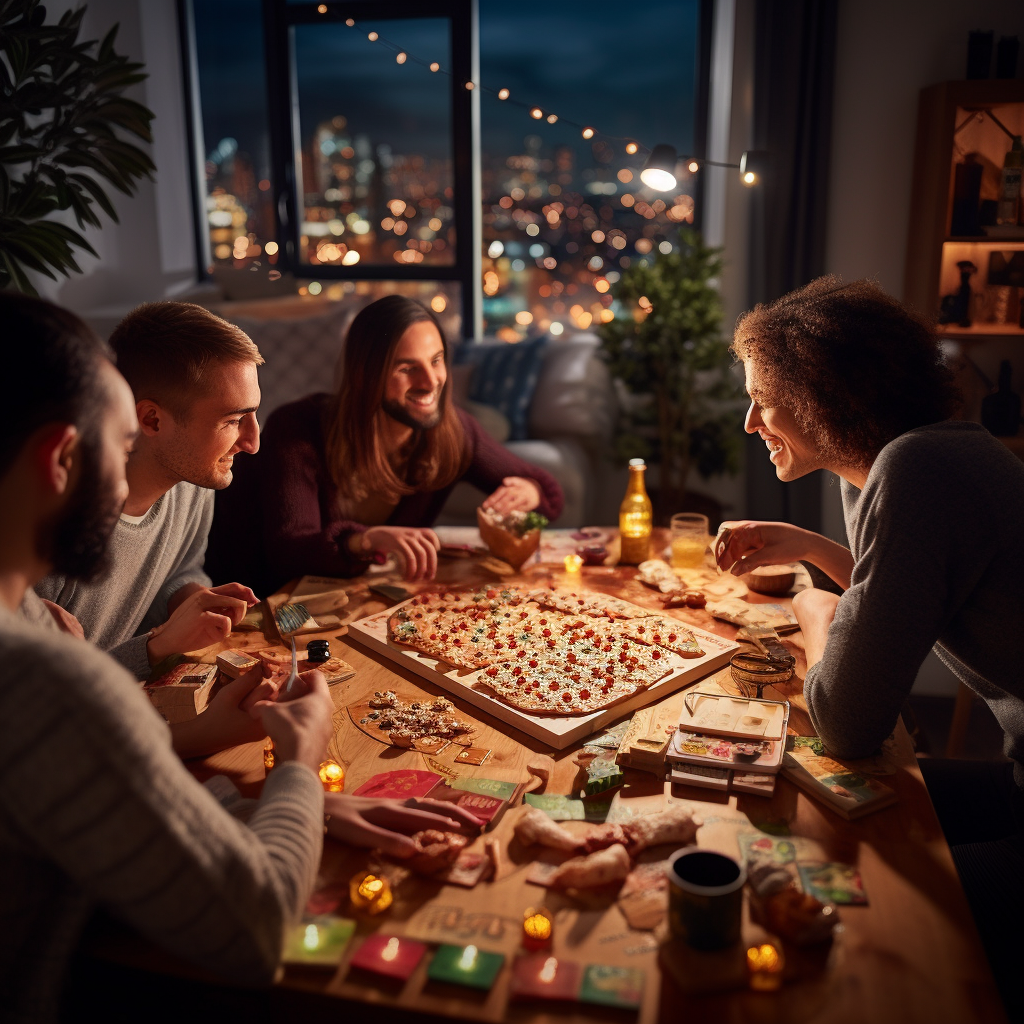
597 228 743 518
0 0 154 294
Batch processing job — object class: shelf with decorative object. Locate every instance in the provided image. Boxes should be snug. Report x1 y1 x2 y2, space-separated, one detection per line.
905 80 1024 338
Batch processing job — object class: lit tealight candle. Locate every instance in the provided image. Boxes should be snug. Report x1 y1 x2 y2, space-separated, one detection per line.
349 871 393 914
746 942 785 992
318 760 345 792
263 739 275 771
538 955 558 984
563 553 583 574
522 907 554 951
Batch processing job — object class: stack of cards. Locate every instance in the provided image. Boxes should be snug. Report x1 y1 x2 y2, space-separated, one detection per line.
615 703 678 776
666 691 790 797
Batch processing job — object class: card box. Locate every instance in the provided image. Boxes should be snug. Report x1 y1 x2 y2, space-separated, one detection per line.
579 964 644 1009
282 914 355 967
510 954 582 1001
427 944 504 989
349 934 428 979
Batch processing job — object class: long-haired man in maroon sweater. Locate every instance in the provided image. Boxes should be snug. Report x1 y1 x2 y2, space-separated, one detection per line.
207 296 563 591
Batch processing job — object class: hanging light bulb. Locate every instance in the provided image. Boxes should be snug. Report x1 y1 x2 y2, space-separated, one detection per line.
582 127 595 139
687 159 699 173
498 88 510 100
530 107 544 119
640 144 678 192
625 142 638 155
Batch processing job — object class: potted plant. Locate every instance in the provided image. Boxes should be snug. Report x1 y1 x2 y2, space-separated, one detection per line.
597 228 743 519
0 0 154 294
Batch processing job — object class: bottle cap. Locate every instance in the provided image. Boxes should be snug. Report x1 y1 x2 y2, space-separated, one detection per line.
628 458 646 468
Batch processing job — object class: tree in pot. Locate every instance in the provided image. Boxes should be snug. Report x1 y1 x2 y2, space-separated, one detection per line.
597 228 744 520
0 0 154 294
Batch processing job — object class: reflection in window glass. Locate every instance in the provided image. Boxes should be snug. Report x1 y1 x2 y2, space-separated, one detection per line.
478 0 700 340
192 0 276 271
293 19 455 269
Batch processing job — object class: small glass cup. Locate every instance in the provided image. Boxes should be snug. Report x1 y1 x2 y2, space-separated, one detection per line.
670 513 710 569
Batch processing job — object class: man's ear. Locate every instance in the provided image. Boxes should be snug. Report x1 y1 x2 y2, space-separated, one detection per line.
136 399 166 437
35 424 80 497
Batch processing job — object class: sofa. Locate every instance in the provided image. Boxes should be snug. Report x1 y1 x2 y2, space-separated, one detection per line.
210 296 618 528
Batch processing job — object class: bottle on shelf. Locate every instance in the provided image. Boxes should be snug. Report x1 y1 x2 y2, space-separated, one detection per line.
618 458 653 565
996 135 1022 226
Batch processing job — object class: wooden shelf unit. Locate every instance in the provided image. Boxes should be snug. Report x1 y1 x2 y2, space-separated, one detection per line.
904 80 1024 337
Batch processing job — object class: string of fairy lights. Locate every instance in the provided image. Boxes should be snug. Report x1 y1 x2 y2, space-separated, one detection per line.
311 5 763 189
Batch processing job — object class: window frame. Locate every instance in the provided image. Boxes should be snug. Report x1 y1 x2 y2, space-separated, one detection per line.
264 0 481 333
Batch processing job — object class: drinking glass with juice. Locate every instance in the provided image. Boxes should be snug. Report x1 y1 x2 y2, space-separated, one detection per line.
670 513 709 569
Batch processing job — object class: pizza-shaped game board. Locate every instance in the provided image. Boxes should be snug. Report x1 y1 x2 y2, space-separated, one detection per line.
347 585 738 748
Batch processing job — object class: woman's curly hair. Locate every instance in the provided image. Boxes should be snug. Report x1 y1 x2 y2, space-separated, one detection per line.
732 277 961 470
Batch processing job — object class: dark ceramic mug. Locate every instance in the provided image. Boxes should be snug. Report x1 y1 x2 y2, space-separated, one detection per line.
666 848 746 950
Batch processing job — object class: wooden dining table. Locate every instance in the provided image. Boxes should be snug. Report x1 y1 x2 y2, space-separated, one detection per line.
96 535 1006 1024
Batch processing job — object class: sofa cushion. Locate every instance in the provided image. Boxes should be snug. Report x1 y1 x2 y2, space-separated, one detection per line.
453 337 548 441
226 304 362 419
528 334 616 443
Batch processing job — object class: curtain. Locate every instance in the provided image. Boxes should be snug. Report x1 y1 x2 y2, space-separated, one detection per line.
745 0 838 531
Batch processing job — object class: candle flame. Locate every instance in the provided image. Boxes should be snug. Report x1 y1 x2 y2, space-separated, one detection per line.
563 554 583 573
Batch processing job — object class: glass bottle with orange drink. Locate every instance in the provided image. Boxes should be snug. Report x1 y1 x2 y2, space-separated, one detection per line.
619 459 653 565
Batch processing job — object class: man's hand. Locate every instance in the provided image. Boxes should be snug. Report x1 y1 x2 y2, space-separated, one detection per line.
355 526 441 581
715 520 854 589
252 669 335 771
792 588 841 669
323 793 484 858
147 584 257 664
167 581 257 614
41 599 85 640
169 666 277 760
482 476 541 516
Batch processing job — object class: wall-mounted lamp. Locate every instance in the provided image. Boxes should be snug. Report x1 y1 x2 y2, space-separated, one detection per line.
739 150 768 187
640 146 767 192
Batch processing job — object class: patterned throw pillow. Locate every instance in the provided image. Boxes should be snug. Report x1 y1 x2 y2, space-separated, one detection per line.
453 337 548 441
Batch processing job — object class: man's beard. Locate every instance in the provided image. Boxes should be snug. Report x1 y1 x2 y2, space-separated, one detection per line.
37 441 124 583
382 393 443 431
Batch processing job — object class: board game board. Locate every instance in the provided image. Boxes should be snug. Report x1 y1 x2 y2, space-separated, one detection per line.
347 589 738 748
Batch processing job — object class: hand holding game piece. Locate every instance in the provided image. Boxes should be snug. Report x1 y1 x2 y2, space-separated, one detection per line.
356 526 441 581
324 793 484 858
169 665 275 759
253 668 334 771
147 585 255 664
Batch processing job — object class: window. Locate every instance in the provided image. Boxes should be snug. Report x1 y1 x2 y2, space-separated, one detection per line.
184 0 705 339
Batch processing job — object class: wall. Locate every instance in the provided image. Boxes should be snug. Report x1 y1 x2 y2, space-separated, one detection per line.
822 0 1021 695
29 0 198 331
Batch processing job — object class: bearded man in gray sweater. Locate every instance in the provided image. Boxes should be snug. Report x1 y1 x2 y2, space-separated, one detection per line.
36 301 264 684
715 277 1024 1019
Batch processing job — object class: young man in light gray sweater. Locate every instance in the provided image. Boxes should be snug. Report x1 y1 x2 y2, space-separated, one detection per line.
715 277 1024 1019
36 302 265 682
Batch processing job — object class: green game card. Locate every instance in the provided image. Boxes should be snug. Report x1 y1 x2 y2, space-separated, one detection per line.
428 944 505 989
579 964 644 1009
452 777 518 801
282 915 356 967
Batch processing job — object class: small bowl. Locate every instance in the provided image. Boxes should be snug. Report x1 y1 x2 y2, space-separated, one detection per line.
741 565 796 595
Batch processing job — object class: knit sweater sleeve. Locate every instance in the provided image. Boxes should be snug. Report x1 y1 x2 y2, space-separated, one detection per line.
154 485 214 609
803 437 992 758
0 620 324 985
456 409 564 521
259 397 378 581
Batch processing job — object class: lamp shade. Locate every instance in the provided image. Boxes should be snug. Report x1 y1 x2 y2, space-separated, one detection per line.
739 150 768 187
640 144 678 191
